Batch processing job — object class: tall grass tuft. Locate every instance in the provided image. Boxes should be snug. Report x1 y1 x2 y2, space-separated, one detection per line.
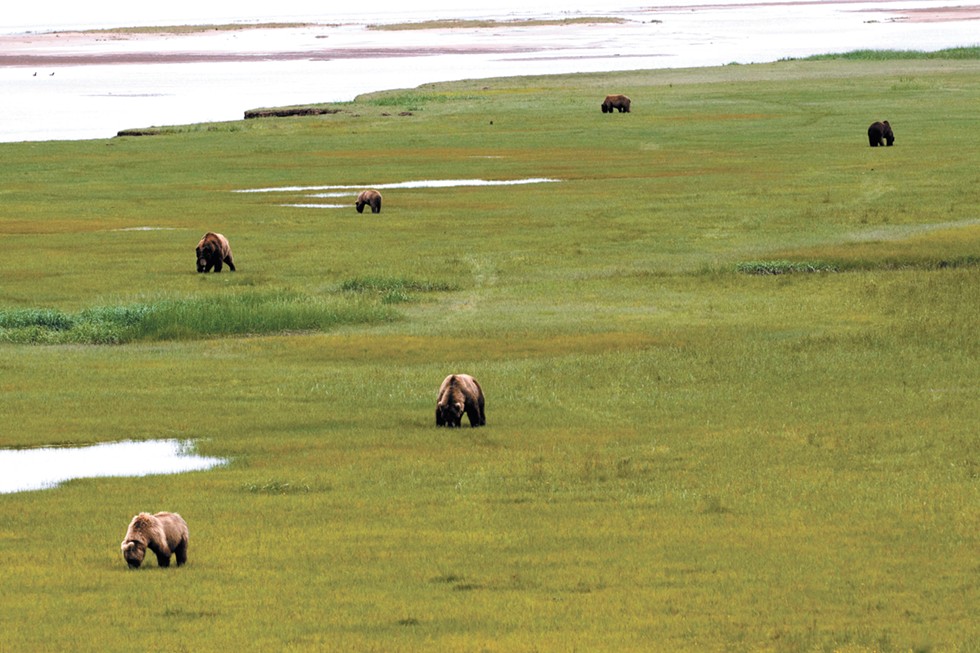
735 256 980 275
0 293 395 345
786 46 980 61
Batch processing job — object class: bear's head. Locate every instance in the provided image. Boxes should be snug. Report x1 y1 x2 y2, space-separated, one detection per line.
121 539 147 568
882 121 895 146
437 400 465 427
196 242 215 272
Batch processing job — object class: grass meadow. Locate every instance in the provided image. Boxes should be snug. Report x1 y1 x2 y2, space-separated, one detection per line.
0 54 978 652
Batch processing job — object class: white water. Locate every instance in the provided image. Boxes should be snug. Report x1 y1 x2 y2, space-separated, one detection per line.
0 440 226 494
2 1 977 142
235 177 561 209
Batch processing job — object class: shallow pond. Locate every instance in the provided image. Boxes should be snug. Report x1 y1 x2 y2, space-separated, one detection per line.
0 439 226 494
234 177 561 209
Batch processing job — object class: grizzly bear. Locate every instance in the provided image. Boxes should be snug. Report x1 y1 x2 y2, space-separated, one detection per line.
436 374 486 428
355 189 383 214
121 512 189 569
196 232 236 273
867 120 894 147
601 94 631 113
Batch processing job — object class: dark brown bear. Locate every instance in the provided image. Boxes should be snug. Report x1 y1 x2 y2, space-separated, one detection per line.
436 374 485 428
196 232 235 273
121 512 189 569
355 189 383 214
601 94 631 113
867 120 895 147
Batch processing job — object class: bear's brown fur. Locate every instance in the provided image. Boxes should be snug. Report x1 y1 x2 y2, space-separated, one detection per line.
196 232 235 273
601 94 631 113
121 512 189 569
355 189 383 214
867 120 895 147
436 374 485 428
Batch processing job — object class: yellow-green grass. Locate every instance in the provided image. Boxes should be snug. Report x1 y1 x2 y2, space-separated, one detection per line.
0 55 978 652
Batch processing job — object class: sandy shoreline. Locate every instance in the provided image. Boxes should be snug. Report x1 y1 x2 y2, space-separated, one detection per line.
883 5 980 22
1 4 977 67
0 46 547 67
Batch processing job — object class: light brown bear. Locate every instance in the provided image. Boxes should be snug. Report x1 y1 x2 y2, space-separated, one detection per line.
355 189 383 214
121 512 189 569
436 374 486 428
601 94 631 113
196 232 236 273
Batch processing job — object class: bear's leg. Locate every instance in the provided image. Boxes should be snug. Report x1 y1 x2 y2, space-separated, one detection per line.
356 203 365 213
213 260 223 273
372 201 381 214
477 396 486 426
174 540 188 566
154 548 172 567
225 257 236 271
436 408 445 427
465 403 483 428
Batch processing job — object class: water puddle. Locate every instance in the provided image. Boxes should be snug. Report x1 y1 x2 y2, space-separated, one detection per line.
235 177 561 208
0 439 226 494
234 177 560 194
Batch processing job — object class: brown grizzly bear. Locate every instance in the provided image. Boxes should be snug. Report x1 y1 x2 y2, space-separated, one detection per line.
355 189 383 214
436 374 485 428
867 120 895 147
121 512 189 569
196 232 236 273
601 94 631 113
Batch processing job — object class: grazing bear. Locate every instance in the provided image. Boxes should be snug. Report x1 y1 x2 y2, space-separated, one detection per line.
436 374 486 428
196 232 236 273
867 120 895 147
355 189 383 214
121 512 189 569
601 94 631 113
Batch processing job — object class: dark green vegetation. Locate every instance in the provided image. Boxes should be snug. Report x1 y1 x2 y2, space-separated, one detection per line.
790 46 980 61
0 54 977 652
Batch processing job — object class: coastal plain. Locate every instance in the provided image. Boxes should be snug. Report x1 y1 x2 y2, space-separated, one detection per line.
1 53 978 652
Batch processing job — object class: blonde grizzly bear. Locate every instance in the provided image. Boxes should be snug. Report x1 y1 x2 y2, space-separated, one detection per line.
355 189 382 214
121 512 189 569
196 232 236 273
436 374 485 428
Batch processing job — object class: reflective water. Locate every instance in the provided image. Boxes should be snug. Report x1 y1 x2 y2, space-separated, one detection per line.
236 177 560 193
234 177 561 208
0 439 226 494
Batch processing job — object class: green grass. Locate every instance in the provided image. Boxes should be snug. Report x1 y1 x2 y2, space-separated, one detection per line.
0 293 396 343
0 55 978 652
789 46 980 61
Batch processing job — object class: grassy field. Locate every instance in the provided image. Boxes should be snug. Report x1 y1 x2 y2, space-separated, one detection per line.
0 53 978 652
